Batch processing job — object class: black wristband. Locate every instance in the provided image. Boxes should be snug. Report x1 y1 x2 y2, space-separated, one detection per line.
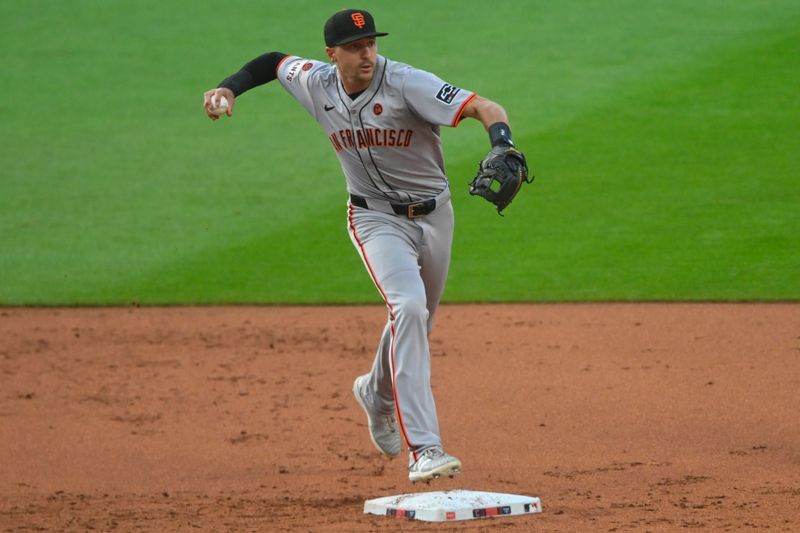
488 122 514 147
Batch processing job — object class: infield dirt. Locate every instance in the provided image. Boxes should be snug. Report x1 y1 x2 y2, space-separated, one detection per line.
1 304 798 531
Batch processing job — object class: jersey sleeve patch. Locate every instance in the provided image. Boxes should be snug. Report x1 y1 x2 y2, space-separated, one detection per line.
435 84 461 104
402 65 475 127
283 58 306 83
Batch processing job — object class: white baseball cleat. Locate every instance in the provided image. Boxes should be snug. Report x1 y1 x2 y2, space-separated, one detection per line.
408 446 462 483
352 375 401 458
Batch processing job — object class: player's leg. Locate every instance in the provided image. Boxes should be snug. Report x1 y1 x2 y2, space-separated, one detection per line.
403 200 462 481
347 205 442 452
378 266 441 451
359 197 452 415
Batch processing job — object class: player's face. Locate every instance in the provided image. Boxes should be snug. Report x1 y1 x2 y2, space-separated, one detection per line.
327 37 378 92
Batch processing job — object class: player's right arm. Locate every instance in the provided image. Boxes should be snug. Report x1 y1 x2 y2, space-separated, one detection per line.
203 52 288 120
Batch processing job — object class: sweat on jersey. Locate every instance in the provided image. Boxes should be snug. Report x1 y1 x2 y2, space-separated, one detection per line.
277 55 475 203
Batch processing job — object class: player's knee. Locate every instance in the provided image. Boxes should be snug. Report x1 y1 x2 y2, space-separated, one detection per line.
393 294 429 323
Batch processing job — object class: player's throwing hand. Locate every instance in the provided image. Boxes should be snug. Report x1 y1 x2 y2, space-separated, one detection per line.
203 88 235 120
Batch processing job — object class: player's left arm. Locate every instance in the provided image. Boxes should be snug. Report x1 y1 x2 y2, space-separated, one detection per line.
461 96 508 133
460 96 514 147
462 96 534 213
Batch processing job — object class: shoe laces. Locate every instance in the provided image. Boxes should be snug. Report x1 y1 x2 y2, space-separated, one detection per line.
420 446 444 460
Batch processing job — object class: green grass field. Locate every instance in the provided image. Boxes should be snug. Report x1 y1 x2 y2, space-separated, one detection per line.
1 0 798 304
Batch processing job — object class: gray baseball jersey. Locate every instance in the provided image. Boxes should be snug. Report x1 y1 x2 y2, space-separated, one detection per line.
277 54 475 202
277 53 474 457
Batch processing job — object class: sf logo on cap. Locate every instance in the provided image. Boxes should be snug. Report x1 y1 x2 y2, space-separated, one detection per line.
351 12 366 28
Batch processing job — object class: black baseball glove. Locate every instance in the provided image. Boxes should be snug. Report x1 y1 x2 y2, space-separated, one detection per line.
468 145 533 214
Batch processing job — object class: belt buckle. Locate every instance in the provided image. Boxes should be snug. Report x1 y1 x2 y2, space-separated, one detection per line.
407 202 424 219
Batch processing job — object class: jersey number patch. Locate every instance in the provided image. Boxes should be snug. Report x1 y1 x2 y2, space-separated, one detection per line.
436 84 461 104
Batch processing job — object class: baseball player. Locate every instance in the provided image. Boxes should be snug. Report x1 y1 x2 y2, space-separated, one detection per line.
203 8 530 483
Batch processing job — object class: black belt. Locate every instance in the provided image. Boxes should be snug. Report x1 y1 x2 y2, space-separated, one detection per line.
350 194 437 219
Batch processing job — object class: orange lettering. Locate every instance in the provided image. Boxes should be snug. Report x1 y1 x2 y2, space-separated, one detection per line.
329 133 343 152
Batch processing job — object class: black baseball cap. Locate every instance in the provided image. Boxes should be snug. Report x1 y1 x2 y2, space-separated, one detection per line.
324 9 388 47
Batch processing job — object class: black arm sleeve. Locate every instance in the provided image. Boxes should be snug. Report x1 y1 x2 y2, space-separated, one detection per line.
217 52 288 96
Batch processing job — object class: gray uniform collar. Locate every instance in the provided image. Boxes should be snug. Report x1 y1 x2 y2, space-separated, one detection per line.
335 55 387 109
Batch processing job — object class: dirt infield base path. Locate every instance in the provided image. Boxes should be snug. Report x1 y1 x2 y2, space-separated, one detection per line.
1 304 798 532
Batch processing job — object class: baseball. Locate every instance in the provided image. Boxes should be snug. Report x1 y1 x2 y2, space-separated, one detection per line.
209 94 229 116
